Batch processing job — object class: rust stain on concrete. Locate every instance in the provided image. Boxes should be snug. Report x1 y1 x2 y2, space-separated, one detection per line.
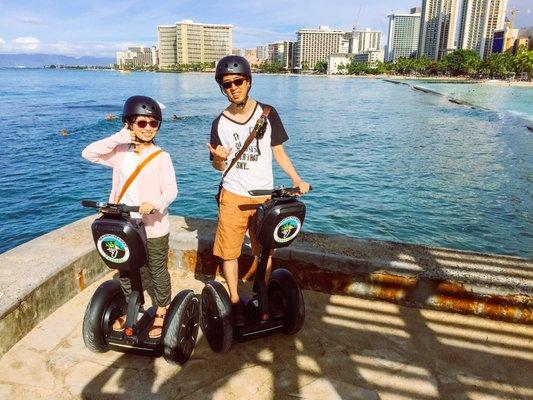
189 249 532 324
77 270 85 291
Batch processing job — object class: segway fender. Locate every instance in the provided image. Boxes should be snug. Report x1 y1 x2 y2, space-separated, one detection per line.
269 268 305 335
200 281 233 353
82 279 125 353
162 290 200 364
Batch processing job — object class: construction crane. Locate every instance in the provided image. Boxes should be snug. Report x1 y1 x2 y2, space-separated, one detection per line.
353 5 362 31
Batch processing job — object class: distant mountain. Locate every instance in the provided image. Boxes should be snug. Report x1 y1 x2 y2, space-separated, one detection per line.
0 53 115 67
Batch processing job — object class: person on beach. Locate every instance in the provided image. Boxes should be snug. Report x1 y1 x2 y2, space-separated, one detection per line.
207 55 310 326
82 95 177 338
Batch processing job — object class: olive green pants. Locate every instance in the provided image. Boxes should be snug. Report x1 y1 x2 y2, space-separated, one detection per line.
119 233 171 308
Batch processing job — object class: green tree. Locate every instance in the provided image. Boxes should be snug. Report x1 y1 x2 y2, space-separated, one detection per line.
441 49 481 76
482 53 511 79
511 45 533 81
346 61 368 75
314 60 327 73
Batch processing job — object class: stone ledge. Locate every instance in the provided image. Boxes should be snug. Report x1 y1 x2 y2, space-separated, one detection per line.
0 214 531 358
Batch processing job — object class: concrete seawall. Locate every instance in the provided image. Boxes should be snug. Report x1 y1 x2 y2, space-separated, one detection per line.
0 215 531 358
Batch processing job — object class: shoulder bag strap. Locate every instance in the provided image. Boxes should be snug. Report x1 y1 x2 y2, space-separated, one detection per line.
115 149 163 203
221 105 271 180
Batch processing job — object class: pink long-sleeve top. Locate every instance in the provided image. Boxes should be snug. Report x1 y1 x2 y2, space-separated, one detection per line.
82 128 178 239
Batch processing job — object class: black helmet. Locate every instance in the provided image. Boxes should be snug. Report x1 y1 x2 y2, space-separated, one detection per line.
215 55 252 84
122 95 162 123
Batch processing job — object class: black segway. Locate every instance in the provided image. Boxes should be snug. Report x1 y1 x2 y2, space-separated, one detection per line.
201 187 308 353
81 200 200 364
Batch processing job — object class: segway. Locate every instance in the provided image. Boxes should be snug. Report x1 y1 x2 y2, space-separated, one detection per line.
81 200 200 364
201 187 308 353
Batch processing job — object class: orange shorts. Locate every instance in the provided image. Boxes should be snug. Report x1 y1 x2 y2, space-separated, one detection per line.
213 188 269 260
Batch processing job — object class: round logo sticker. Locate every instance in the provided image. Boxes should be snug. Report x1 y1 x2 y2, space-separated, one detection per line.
274 216 301 243
97 234 130 264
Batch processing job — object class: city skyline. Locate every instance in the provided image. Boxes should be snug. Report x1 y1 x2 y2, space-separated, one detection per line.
0 0 531 57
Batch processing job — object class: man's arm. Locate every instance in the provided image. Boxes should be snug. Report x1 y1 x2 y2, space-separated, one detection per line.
272 144 310 193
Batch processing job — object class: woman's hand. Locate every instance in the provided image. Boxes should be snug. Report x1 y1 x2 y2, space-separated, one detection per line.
206 143 231 161
139 202 155 215
124 123 141 152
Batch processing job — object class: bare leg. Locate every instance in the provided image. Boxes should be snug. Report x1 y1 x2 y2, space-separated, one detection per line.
149 305 167 338
265 255 273 283
223 258 240 303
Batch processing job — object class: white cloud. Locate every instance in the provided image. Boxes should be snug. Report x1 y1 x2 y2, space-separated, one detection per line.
0 36 148 58
13 36 41 51
19 17 47 25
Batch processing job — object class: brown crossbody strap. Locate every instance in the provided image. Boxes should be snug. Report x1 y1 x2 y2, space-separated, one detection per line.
115 149 163 203
222 105 271 180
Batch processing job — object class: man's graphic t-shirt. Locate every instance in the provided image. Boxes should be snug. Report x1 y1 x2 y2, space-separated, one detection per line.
210 102 288 197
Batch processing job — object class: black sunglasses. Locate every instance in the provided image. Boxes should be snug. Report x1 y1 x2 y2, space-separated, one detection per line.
221 77 247 90
134 120 159 128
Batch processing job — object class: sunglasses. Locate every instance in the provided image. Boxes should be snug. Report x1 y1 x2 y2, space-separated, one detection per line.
134 120 159 129
221 77 247 90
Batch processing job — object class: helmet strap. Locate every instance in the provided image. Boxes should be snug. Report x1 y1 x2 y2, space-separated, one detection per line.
134 135 154 144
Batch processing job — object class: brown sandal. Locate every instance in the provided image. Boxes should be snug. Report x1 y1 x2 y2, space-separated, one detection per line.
148 313 166 338
112 315 127 331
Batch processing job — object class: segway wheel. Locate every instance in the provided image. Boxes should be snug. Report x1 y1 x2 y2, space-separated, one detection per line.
162 290 200 364
268 268 305 335
200 281 233 353
82 279 126 353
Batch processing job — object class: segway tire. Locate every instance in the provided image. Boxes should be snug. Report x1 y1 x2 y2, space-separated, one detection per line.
269 268 305 335
82 279 126 353
200 281 233 353
162 290 200 364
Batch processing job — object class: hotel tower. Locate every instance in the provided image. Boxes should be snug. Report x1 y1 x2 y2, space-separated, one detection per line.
458 0 508 58
157 20 232 68
418 0 461 60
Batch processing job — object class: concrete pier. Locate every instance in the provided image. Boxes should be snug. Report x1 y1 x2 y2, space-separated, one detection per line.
0 215 532 399
1 271 532 399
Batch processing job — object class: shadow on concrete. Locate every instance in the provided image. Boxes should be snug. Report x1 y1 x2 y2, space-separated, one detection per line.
78 219 533 399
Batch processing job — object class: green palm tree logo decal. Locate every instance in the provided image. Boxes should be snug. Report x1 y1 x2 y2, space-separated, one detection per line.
105 241 120 258
281 222 296 238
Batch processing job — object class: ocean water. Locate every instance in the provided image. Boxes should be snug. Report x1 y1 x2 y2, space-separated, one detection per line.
0 69 531 258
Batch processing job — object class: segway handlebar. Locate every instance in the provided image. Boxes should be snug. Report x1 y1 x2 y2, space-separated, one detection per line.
81 200 140 214
248 186 313 197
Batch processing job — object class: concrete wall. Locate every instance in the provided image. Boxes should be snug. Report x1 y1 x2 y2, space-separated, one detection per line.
0 215 531 357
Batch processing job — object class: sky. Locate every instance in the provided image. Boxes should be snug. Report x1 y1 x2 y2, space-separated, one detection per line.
0 0 531 58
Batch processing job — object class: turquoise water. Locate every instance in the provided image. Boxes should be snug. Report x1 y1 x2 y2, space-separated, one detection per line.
411 80 533 123
0 69 531 257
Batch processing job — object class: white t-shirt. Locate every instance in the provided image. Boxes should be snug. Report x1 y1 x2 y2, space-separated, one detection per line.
210 102 289 197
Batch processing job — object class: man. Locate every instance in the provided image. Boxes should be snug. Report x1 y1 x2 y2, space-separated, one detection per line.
207 55 310 326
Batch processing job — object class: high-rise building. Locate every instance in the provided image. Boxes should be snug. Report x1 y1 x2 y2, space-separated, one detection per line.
418 0 460 60
266 41 295 69
294 26 347 70
157 25 177 67
353 50 384 64
349 28 382 53
116 46 158 68
157 20 232 68
458 0 508 58
256 45 269 61
492 25 519 54
386 8 421 61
